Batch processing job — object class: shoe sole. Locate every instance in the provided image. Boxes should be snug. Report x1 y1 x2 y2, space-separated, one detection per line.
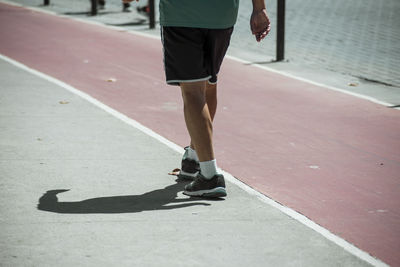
183 187 227 198
177 170 198 180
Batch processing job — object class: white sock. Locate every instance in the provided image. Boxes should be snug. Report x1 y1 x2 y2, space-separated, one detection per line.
187 147 199 162
199 159 219 179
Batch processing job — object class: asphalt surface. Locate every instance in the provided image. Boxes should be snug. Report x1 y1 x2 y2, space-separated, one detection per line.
0 1 398 266
0 56 376 267
6 0 400 105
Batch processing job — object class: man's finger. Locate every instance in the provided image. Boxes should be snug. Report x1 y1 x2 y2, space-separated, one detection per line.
255 26 270 42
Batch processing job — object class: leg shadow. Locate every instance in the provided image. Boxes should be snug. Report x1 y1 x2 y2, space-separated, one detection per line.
62 11 122 16
37 178 217 214
106 19 148 27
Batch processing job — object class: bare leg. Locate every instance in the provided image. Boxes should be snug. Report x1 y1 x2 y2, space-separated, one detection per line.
206 83 217 120
189 82 217 151
181 81 214 162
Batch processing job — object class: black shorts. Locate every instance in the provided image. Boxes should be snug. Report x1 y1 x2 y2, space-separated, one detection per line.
161 26 233 86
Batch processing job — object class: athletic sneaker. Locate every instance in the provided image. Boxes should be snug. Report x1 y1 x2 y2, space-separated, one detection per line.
98 0 105 10
136 5 150 17
177 147 199 180
183 173 227 198
123 3 131 12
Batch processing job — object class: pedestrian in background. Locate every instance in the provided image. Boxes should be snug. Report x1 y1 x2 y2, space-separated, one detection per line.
98 0 132 12
126 0 270 198
136 1 149 16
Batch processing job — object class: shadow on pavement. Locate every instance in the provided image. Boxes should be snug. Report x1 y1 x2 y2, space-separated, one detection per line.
106 19 147 27
37 178 216 214
62 11 122 16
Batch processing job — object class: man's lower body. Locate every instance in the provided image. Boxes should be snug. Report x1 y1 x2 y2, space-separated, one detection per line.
161 26 233 197
97 0 131 12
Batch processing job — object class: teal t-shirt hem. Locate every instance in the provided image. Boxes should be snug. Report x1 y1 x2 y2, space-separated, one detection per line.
159 0 239 30
160 20 236 30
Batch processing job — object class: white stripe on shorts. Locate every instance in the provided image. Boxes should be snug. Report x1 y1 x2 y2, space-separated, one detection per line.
167 76 212 84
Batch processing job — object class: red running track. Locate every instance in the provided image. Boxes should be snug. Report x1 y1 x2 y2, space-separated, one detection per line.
0 3 399 266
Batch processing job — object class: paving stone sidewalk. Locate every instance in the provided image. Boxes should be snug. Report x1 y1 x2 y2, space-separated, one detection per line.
234 0 400 87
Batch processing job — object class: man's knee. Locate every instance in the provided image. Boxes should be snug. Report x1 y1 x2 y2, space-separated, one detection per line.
206 82 217 98
206 82 217 91
180 81 207 102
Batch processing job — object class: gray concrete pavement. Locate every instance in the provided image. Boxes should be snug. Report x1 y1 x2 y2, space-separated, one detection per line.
0 53 375 266
4 0 400 106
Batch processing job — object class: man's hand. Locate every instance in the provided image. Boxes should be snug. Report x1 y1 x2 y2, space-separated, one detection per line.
250 9 271 42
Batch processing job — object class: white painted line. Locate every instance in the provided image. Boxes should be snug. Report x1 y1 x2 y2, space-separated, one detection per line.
0 53 388 267
0 54 184 155
222 171 388 267
0 0 161 41
225 55 395 108
1 0 398 110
